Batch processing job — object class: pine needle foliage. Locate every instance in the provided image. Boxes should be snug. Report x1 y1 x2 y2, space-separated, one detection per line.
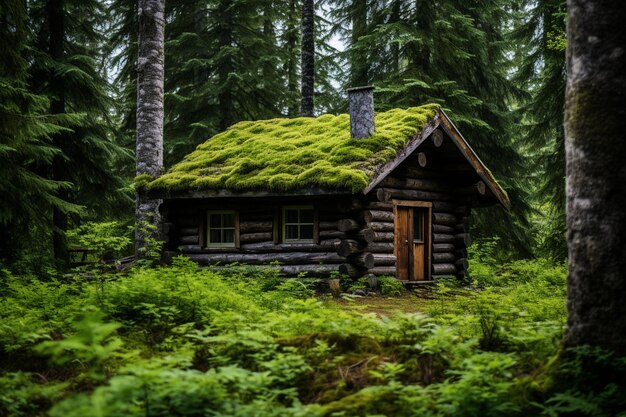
511 0 567 260
0 0 82 262
330 0 533 256
22 0 130 265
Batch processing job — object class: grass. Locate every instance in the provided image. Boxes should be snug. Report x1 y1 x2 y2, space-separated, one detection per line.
331 292 434 317
142 104 440 193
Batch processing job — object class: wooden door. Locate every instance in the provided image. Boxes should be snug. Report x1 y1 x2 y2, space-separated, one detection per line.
395 203 431 281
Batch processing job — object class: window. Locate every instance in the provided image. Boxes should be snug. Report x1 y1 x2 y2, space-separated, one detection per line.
206 211 237 247
413 208 425 243
282 206 315 243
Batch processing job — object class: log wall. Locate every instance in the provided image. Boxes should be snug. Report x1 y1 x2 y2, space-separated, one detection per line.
161 200 348 277
160 128 489 281
354 167 473 280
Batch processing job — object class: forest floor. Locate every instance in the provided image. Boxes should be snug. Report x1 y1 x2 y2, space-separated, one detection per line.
330 292 435 317
4 258 622 417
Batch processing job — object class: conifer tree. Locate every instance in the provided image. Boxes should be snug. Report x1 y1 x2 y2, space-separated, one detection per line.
283 0 301 116
333 0 532 255
111 0 290 167
300 0 315 116
21 0 125 265
0 0 79 262
512 0 567 259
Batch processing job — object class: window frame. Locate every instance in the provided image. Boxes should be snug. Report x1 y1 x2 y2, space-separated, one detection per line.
205 210 239 248
413 208 425 243
282 205 316 243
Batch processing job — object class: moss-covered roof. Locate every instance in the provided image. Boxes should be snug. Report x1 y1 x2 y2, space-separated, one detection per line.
144 104 441 193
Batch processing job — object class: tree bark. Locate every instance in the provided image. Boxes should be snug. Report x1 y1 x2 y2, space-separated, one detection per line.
217 0 234 130
135 0 165 258
564 0 626 353
300 0 314 116
285 0 299 116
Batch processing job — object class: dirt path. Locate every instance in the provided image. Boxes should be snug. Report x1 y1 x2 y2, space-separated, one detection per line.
329 292 436 317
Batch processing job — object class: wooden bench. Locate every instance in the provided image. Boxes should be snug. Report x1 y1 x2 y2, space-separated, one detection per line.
68 246 97 268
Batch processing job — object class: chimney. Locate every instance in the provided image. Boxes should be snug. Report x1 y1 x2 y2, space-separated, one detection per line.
348 86 375 138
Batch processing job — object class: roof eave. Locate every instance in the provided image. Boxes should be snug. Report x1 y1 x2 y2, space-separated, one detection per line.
361 112 441 195
149 187 353 200
437 109 511 211
362 109 511 211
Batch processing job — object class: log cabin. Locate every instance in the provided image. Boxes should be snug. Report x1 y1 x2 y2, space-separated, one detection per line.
140 86 510 282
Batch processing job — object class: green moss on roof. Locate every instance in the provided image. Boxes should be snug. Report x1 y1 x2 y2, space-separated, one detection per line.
146 104 440 193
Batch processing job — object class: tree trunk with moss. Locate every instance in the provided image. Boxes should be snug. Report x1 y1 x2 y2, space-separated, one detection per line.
300 0 314 116
564 0 626 353
135 0 164 257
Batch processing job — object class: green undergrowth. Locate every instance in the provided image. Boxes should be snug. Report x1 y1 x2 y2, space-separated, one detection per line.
1 256 624 417
144 105 440 193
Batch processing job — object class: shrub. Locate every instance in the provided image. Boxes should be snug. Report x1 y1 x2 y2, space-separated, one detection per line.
66 221 132 262
378 276 405 296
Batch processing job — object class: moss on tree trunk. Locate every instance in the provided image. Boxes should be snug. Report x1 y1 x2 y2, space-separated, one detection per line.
565 0 626 353
135 0 165 257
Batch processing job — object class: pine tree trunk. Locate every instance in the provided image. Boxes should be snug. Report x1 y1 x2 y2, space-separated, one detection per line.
47 0 69 267
564 0 626 353
286 0 299 116
135 0 165 258
262 3 276 85
300 0 314 116
217 0 234 130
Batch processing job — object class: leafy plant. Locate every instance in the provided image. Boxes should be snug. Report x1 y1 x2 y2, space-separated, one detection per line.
66 221 132 262
378 276 405 296
35 311 122 381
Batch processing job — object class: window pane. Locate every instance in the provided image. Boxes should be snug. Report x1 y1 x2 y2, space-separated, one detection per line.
210 214 222 227
223 229 235 243
300 225 313 240
222 213 235 228
299 209 314 223
209 229 221 243
286 225 299 240
285 209 299 223
413 210 423 241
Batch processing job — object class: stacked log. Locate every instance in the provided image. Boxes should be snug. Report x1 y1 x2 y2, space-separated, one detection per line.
335 201 379 278
162 166 477 281
376 188 452 203
431 129 444 147
337 239 363 257
166 208 346 277
364 174 472 280
433 243 455 253
207 264 339 277
187 252 345 265
362 202 395 275
452 206 472 280
431 207 460 279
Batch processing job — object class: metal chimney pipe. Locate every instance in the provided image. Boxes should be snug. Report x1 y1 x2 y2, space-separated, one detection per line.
348 86 375 139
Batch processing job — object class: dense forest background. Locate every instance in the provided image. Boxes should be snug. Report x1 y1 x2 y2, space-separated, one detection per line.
1 0 567 270
2 1 626 416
